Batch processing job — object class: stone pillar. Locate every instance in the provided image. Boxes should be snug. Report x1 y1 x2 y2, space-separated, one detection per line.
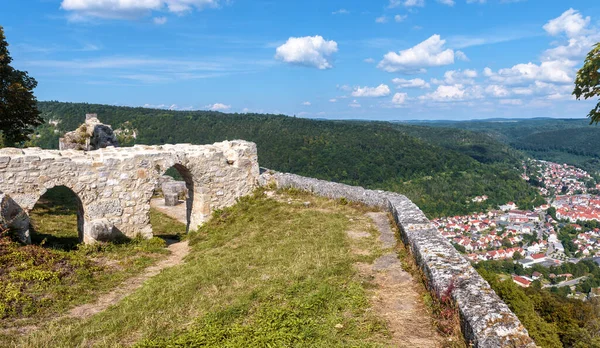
164 193 179 207
0 193 31 244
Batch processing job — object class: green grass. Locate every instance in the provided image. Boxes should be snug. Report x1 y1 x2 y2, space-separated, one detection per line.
17 190 392 347
0 187 187 342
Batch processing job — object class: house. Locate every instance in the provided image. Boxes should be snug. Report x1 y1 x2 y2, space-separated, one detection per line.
532 271 543 280
512 275 532 288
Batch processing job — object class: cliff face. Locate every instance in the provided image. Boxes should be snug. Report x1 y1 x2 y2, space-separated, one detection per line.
59 114 119 151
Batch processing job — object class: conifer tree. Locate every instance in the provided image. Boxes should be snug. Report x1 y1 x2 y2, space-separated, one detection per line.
0 26 42 145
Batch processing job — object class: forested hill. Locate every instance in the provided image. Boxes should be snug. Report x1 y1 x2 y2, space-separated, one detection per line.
415 118 600 176
31 101 544 217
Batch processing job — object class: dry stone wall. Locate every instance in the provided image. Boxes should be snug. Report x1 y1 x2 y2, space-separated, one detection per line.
259 170 536 348
0 141 259 244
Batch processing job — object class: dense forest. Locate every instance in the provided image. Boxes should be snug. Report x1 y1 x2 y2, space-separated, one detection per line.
420 118 600 176
28 101 544 218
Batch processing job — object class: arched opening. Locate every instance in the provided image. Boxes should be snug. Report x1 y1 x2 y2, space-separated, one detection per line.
29 186 84 250
150 164 195 240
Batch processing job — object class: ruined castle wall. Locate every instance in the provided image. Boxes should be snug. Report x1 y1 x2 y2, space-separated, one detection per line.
260 170 535 348
0 141 259 243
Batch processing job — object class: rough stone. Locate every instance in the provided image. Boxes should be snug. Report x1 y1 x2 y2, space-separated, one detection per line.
0 141 259 244
0 193 31 244
59 115 119 151
259 170 535 348
164 193 179 207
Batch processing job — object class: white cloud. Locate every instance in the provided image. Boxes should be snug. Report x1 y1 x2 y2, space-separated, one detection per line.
432 69 478 85
206 103 231 111
487 60 576 85
485 85 510 97
275 36 338 70
332 9 349 15
391 0 425 7
337 84 352 91
499 99 523 105
351 84 391 97
466 0 486 3
349 100 361 108
392 77 430 89
329 98 337 103
394 14 407 22
420 84 484 102
61 0 221 19
542 9 600 60
302 101 311 106
455 50 469 61
377 35 457 73
153 16 167 25
376 16 388 23
392 92 408 105
437 0 454 6
543 8 590 37
364 58 375 63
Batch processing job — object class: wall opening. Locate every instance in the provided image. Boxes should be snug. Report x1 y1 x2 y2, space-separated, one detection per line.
151 164 194 240
29 186 84 251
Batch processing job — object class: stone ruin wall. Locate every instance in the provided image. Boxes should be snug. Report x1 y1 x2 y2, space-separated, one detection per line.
259 170 536 348
0 141 259 244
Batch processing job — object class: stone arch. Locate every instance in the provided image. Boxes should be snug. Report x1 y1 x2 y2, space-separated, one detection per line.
154 161 209 233
28 185 86 247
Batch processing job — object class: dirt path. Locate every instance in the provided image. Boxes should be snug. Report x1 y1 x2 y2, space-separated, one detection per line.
68 240 190 319
150 197 188 225
352 212 444 348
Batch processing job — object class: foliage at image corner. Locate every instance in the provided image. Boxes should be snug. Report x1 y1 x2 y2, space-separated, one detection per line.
0 26 43 146
574 42 600 124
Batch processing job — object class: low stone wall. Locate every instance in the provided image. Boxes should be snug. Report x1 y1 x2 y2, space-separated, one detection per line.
260 170 535 348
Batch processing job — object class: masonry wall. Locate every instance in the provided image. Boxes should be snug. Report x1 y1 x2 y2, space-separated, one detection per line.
259 170 536 348
0 141 259 244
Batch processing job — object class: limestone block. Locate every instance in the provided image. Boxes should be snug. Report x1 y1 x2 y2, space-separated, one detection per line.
83 218 114 243
0 193 31 244
164 193 179 206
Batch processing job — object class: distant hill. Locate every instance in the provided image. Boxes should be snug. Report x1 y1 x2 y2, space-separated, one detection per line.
31 101 544 218
421 118 600 176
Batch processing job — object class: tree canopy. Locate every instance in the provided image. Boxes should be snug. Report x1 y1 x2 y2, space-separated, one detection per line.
0 26 42 145
574 42 600 123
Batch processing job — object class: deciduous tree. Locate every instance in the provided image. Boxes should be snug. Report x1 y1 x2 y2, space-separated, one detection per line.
574 43 600 123
0 26 42 145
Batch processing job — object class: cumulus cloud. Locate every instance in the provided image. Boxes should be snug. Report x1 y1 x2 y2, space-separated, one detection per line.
485 85 510 97
542 9 600 60
543 8 590 37
392 92 408 105
437 0 455 6
302 101 311 106
275 36 338 70
329 98 337 103
419 84 484 102
499 99 523 106
432 69 478 85
392 77 430 89
377 35 457 73
61 0 221 19
351 84 391 97
364 58 375 63
486 60 576 85
206 103 231 111
349 100 361 108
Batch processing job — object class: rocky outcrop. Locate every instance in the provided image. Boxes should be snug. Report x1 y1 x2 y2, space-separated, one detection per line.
59 114 119 151
259 170 535 348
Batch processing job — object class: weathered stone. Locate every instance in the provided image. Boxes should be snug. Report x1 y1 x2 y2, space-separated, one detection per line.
59 115 119 151
0 141 259 244
0 193 30 244
259 170 535 348
83 218 114 243
164 193 179 207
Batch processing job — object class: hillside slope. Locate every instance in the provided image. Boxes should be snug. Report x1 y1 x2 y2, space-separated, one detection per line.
31 101 543 217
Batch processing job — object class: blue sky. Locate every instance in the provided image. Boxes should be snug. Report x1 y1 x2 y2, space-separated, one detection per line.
2 0 599 120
